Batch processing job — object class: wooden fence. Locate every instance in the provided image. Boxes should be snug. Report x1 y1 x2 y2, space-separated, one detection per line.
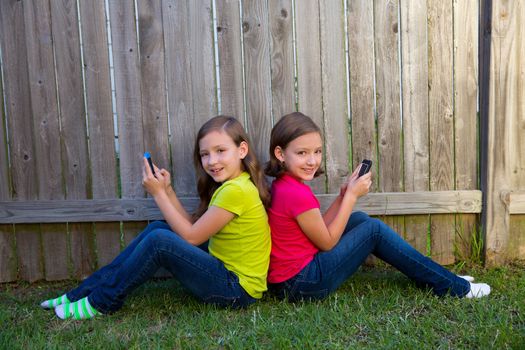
0 0 523 283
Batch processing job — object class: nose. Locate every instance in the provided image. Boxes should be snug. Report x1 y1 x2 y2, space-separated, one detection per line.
207 153 218 165
306 154 315 165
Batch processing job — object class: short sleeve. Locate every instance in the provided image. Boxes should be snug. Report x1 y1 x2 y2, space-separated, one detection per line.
286 186 319 218
210 182 245 216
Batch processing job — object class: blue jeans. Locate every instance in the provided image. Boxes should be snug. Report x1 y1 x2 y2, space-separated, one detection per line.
67 221 255 313
269 212 470 301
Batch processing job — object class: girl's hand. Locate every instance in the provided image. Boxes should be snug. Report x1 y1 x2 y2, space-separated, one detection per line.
343 164 372 199
142 158 168 197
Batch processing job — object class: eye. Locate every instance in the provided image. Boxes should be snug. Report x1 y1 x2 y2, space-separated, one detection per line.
297 151 306 156
200 152 208 158
315 149 323 154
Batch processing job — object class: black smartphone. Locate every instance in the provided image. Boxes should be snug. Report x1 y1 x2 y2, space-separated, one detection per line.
358 159 372 177
144 152 156 176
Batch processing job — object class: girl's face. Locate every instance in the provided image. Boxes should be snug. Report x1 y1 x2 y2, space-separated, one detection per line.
275 132 322 182
198 130 247 183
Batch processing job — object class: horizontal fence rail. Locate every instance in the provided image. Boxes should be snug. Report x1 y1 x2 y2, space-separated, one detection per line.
0 190 482 224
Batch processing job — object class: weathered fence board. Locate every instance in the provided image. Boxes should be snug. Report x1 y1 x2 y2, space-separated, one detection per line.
348 0 376 187
268 0 295 122
400 0 430 255
295 0 325 193
428 0 455 265
216 0 245 120
0 59 16 282
78 0 121 269
374 0 404 237
0 191 482 224
454 0 479 258
108 1 148 249
320 0 349 193
485 0 522 264
242 0 273 166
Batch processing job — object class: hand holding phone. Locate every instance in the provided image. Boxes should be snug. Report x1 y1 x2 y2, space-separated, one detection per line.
358 159 372 177
144 152 156 177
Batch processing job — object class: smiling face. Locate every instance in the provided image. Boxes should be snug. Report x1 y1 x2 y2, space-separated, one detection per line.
198 130 247 183
275 132 323 182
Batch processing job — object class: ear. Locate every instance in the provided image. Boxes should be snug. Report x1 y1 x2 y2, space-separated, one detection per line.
274 146 285 162
239 141 248 159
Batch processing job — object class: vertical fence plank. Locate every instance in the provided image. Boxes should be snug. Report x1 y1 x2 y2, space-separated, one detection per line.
400 0 429 254
454 0 479 260
428 0 455 265
79 0 121 268
137 1 169 275
0 1 41 282
216 0 245 121
163 0 216 197
319 0 349 193
374 0 404 235
507 1 525 261
108 1 144 200
268 0 295 122
163 0 195 196
242 0 273 164
0 54 16 282
24 1 69 280
486 0 524 263
108 1 146 245
348 0 377 188
50 0 95 280
138 0 169 170
294 0 325 193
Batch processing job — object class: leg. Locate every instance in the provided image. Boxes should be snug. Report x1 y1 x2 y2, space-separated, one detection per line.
283 217 470 301
67 221 171 301
87 228 254 314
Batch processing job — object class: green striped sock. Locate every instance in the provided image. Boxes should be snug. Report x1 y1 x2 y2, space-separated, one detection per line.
40 294 70 309
55 297 100 320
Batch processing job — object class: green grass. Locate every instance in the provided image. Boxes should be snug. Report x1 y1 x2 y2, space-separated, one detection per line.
1 263 524 349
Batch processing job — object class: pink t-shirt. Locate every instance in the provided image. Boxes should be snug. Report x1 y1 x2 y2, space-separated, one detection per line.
267 174 320 283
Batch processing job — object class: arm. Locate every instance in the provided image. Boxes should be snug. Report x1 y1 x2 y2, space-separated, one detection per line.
298 170 371 251
143 158 234 245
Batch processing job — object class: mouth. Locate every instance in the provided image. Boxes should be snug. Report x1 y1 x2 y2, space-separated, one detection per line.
208 167 224 176
302 168 316 175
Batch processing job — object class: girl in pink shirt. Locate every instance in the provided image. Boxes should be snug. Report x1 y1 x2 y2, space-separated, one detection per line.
265 112 490 301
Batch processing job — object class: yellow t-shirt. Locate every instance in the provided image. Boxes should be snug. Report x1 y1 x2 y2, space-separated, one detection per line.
208 172 271 299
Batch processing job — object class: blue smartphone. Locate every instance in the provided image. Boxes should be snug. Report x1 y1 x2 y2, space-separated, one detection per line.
144 152 156 176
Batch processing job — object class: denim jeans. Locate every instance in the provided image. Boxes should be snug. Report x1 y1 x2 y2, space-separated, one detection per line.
67 221 255 313
269 212 470 302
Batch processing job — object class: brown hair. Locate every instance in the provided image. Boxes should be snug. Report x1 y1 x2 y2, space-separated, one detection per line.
265 112 324 178
193 115 270 219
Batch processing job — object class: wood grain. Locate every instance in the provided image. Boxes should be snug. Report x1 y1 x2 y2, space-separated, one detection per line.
216 0 245 121
294 0 325 193
242 0 273 165
0 191 481 224
0 0 41 282
453 0 479 261
78 0 121 269
400 0 430 255
320 0 349 193
428 0 455 265
268 0 295 122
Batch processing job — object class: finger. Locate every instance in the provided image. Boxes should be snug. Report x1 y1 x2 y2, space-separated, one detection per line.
153 163 161 173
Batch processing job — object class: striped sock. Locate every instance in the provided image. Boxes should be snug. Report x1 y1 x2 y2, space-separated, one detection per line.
55 297 101 320
40 294 70 309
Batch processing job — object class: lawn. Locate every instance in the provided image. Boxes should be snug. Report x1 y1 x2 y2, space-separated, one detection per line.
1 262 524 349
